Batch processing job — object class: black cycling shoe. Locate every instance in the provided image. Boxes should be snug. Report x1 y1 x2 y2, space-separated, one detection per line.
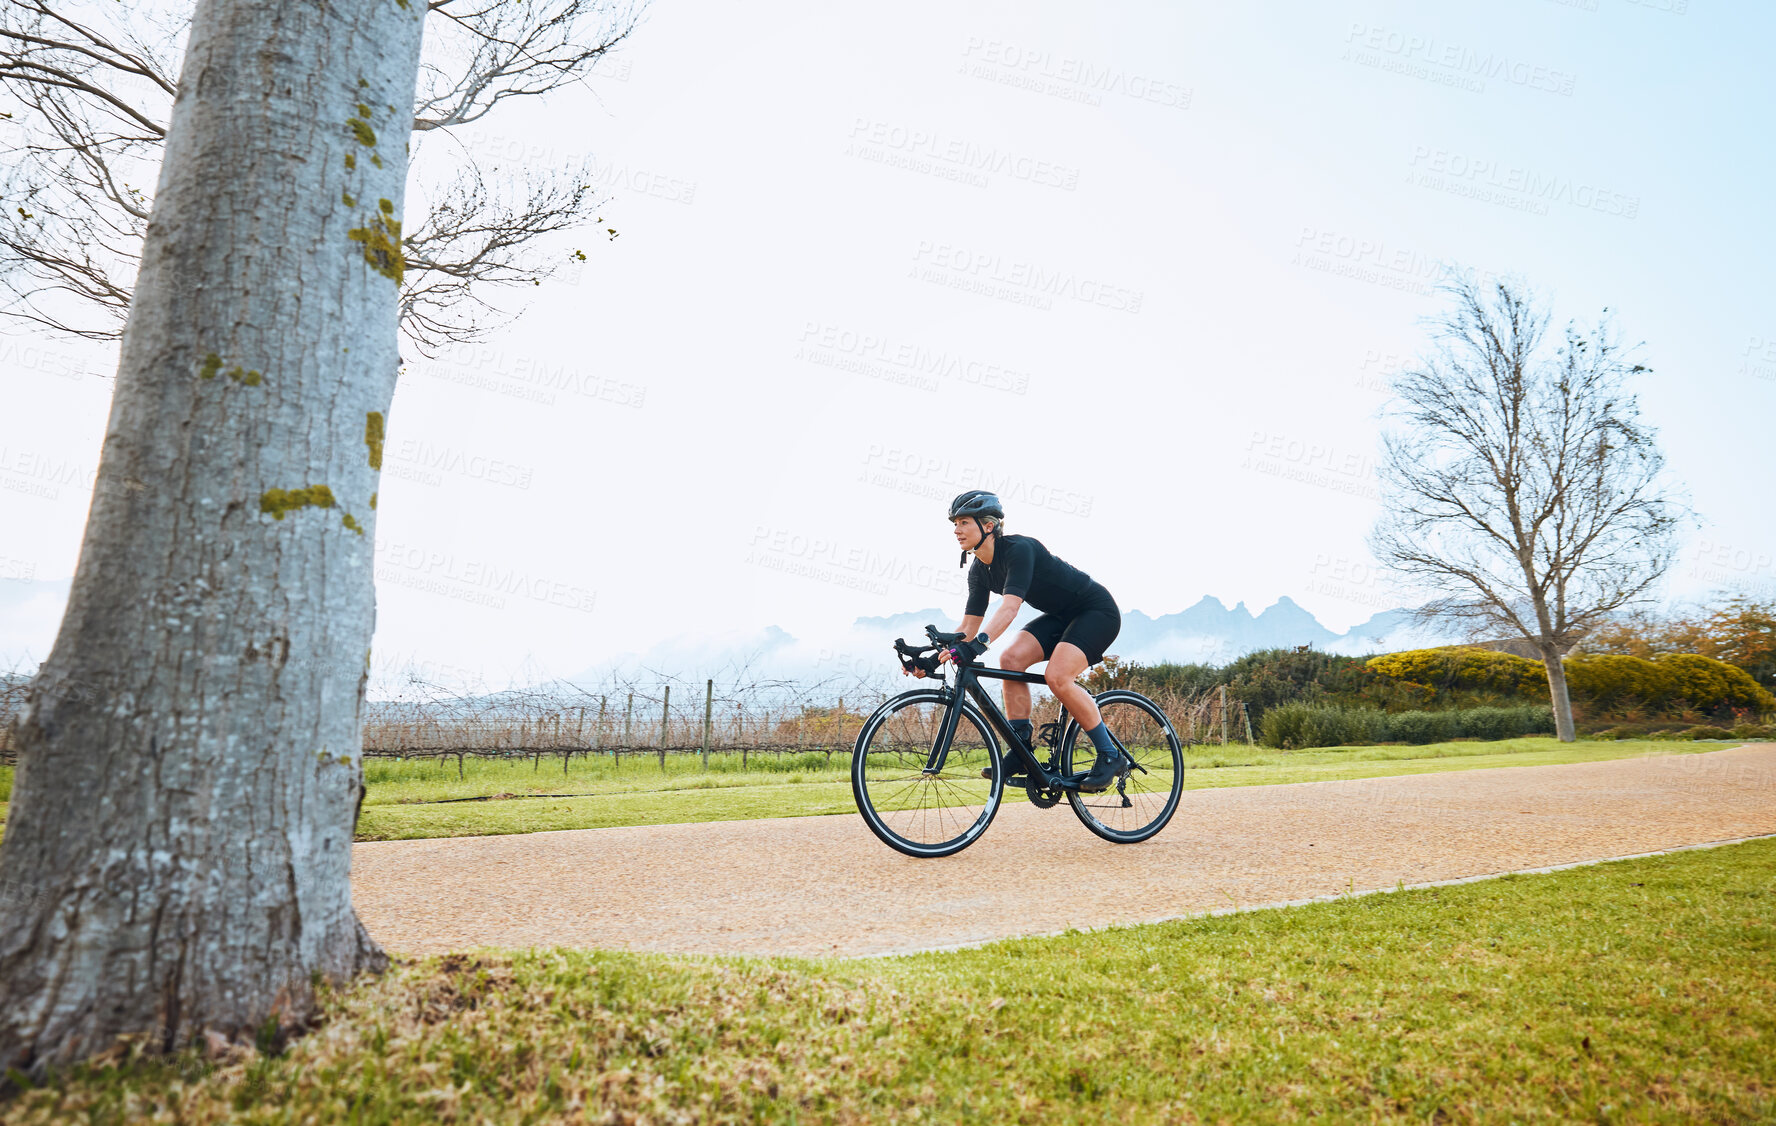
980 767 1029 787
1073 749 1125 793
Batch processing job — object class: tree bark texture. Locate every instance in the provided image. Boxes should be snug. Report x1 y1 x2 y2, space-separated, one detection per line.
0 0 424 1071
1540 647 1578 743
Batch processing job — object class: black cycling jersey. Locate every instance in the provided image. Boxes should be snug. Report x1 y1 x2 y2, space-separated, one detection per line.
964 534 1095 618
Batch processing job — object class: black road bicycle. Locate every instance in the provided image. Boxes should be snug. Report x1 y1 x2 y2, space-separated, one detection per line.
851 625 1185 858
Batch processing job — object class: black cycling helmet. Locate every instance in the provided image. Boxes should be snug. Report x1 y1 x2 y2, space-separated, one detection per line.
947 490 1004 521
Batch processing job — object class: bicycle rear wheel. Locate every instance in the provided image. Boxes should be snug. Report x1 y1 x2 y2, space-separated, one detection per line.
1059 690 1183 843
852 690 1003 858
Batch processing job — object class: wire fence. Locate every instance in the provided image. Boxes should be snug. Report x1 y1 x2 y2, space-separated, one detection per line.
1 668 1261 769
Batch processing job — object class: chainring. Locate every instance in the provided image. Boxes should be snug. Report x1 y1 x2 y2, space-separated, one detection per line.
1025 778 1063 808
1024 754 1063 808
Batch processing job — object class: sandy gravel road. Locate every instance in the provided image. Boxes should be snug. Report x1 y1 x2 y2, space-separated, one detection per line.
352 744 1776 958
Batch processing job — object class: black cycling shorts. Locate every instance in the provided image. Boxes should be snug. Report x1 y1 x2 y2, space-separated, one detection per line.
1020 584 1121 666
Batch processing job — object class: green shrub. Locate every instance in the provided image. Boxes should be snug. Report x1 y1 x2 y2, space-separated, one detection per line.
1381 710 1457 744
1459 706 1536 740
1260 703 1377 749
1679 725 1734 740
1729 724 1773 740
1259 703 1552 749
1257 703 1548 745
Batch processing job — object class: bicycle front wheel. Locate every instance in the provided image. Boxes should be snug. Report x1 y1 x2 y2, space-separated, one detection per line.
1060 690 1184 843
851 690 1003 858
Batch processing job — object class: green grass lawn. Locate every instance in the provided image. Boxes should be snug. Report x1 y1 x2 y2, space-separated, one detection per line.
7 835 1772 1124
0 740 1748 843
349 738 1730 842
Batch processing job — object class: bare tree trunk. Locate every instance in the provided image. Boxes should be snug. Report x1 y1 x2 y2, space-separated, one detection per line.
1539 644 1578 743
0 0 424 1073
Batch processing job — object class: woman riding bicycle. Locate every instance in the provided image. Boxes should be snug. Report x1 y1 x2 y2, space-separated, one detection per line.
921 489 1126 792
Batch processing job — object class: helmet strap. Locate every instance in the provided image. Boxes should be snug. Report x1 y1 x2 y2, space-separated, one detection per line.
960 516 994 569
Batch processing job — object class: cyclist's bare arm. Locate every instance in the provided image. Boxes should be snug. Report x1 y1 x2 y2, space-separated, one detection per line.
972 596 1022 648
933 598 1023 668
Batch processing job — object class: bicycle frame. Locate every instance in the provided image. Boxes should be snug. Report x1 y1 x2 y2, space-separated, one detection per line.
921 661 1058 782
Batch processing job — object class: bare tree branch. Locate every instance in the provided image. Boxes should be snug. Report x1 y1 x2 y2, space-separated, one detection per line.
416 0 641 130
0 0 641 347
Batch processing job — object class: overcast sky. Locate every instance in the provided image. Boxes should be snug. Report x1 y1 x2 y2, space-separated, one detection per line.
4 0 1773 688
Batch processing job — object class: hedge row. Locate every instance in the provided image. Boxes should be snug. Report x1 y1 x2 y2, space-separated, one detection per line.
1259 703 1556 749
1364 648 1776 714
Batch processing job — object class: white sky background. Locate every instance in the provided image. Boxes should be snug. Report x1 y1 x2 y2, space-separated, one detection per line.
3 0 1773 688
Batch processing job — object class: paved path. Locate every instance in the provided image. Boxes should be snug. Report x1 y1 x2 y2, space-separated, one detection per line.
352 744 1776 958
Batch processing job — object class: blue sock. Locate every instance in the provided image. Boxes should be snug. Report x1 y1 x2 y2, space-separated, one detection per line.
1084 721 1118 759
1009 719 1033 748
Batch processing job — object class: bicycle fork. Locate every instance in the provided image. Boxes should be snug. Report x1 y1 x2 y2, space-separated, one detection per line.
920 686 966 774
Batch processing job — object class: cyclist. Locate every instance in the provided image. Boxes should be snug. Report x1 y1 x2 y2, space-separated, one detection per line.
918 489 1125 791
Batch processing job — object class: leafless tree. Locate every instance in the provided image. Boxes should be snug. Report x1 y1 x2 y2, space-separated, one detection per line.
1372 278 1685 741
0 0 638 352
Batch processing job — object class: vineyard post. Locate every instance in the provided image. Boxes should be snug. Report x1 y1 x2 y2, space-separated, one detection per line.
659 686 670 772
701 679 713 770
1241 702 1254 745
596 697 606 755
1219 685 1229 745
623 693 633 752
832 697 843 765
739 704 746 770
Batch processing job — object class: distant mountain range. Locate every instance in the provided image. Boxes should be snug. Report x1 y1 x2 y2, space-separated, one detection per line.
853 596 1432 667
2 574 1441 693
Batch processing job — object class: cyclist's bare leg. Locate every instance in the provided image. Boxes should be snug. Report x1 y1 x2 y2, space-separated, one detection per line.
997 631 1045 721
1044 643 1103 730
